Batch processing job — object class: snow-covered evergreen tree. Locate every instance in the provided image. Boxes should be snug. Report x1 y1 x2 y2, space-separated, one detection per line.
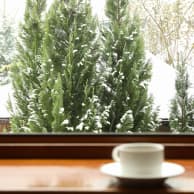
9 0 159 133
38 0 99 132
9 0 47 132
170 62 194 132
98 0 158 132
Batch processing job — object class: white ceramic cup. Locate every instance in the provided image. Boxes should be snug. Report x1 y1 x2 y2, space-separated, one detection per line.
112 143 164 177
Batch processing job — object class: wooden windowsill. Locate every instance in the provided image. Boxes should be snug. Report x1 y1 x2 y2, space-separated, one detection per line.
0 159 193 193
0 134 194 193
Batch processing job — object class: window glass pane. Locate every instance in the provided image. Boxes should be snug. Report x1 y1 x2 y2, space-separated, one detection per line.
0 0 193 133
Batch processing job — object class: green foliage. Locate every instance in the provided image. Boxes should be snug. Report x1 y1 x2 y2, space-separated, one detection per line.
98 0 158 132
9 0 47 132
170 62 194 132
9 0 158 133
10 0 99 133
39 0 99 132
51 73 65 132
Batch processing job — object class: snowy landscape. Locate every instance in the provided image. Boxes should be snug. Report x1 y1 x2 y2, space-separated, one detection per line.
0 0 193 129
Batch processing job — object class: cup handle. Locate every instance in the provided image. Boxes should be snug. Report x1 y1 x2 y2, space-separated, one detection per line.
112 146 121 162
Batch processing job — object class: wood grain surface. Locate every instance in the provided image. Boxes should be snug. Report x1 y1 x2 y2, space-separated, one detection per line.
0 159 193 193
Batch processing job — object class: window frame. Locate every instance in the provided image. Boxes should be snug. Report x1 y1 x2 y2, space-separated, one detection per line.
0 133 194 159
0 118 194 159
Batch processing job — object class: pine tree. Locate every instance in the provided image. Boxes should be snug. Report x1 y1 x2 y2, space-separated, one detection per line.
9 0 46 132
98 0 158 132
38 0 99 132
169 62 194 132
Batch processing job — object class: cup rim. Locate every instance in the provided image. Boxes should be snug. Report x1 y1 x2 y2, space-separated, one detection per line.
118 143 164 153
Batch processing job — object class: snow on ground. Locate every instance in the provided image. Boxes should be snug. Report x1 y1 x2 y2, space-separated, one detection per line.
147 52 176 118
0 54 193 118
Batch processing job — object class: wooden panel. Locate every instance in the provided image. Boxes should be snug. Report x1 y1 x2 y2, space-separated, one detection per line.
1 134 194 143
0 159 192 194
0 143 193 159
0 134 194 159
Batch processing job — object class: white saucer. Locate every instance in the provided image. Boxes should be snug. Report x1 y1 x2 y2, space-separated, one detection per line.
100 162 185 184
